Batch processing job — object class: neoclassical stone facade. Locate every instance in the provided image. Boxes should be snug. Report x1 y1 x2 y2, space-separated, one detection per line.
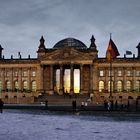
0 36 140 104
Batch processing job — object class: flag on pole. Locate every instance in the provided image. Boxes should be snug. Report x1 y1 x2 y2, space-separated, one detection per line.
126 50 132 55
106 38 120 61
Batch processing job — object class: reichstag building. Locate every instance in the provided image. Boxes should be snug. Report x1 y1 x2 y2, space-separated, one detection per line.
0 36 140 105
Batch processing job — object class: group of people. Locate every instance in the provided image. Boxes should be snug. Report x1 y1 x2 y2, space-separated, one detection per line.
104 100 114 111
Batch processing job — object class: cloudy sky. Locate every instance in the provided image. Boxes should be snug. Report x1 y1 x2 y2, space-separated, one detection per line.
0 0 139 58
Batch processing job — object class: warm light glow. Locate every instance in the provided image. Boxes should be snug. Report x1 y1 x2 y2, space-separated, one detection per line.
56 69 60 92
74 69 80 93
55 68 80 94
64 69 70 93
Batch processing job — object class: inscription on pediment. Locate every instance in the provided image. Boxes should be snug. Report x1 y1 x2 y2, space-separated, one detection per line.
42 48 95 61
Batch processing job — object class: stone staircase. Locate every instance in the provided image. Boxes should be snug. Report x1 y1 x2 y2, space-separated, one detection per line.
36 94 90 106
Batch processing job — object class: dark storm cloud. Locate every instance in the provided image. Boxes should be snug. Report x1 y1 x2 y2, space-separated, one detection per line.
0 0 140 58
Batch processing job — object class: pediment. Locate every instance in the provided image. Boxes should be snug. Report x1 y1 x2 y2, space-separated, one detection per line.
42 48 93 61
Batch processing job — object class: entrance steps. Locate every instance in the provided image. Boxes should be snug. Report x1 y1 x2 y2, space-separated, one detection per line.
37 94 90 106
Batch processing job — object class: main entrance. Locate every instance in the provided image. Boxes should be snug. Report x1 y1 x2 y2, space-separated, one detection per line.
55 67 80 94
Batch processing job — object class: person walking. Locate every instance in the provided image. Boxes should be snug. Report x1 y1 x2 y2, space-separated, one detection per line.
72 100 77 111
45 99 48 110
0 99 4 113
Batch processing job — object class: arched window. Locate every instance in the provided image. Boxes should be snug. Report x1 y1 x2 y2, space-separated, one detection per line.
117 81 122 92
0 81 2 92
136 81 140 92
126 81 132 92
6 80 10 92
99 81 104 92
23 81 28 91
14 81 19 92
108 81 113 92
31 81 36 92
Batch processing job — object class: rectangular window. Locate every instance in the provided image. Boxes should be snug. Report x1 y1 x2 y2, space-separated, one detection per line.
108 70 113 77
5 71 10 77
99 70 104 77
14 71 18 77
136 70 140 77
118 70 122 76
23 71 27 77
32 71 36 77
127 70 132 76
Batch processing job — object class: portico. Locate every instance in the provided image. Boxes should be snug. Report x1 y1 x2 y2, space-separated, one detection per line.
40 63 94 96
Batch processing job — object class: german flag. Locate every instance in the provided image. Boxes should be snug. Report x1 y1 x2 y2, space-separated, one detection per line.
106 39 120 61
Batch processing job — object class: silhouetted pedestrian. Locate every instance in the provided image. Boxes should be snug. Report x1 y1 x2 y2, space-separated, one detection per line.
0 99 4 113
45 99 48 109
115 100 118 110
127 100 130 110
107 101 111 111
72 100 76 111
81 101 84 110
111 100 114 110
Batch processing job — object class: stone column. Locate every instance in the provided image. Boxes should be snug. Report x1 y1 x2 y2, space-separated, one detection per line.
80 64 83 94
40 65 44 94
105 68 108 92
59 65 63 95
11 68 13 92
2 68 5 91
133 68 136 91
90 64 93 93
93 65 98 93
50 65 54 95
28 68 31 91
70 65 74 94
114 68 117 92
18 68 22 92
123 68 126 91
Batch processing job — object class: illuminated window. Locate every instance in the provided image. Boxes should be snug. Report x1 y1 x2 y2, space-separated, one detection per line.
99 81 104 92
5 71 10 77
23 81 28 91
99 70 104 77
118 70 122 76
127 70 132 76
32 71 36 77
117 81 122 92
74 69 80 93
32 81 36 92
14 71 18 77
14 81 19 92
136 70 140 76
108 70 113 77
23 71 27 77
108 81 113 92
64 69 70 93
6 80 10 92
55 69 60 93
136 81 140 92
126 81 132 92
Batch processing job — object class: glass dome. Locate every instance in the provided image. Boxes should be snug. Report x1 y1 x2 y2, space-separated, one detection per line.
53 38 87 49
